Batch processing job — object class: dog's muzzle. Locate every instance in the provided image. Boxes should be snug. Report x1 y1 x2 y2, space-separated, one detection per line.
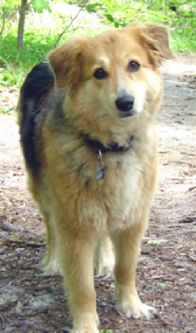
115 94 135 118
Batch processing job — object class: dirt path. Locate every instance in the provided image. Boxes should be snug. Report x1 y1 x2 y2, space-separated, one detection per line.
0 56 196 332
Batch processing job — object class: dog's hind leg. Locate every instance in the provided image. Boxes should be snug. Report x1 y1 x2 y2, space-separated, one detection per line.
29 180 61 276
42 209 61 276
113 214 156 320
95 236 115 278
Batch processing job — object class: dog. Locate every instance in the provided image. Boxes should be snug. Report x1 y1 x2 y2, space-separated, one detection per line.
17 23 173 332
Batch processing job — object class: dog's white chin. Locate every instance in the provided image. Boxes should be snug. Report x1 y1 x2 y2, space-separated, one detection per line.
108 109 138 119
118 110 137 118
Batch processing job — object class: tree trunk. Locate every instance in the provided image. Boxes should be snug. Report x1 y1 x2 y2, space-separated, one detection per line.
17 0 28 52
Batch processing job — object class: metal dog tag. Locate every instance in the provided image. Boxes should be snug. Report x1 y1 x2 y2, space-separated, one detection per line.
96 167 104 180
96 150 104 181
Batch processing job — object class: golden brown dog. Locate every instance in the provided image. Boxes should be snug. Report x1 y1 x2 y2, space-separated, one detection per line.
17 23 173 332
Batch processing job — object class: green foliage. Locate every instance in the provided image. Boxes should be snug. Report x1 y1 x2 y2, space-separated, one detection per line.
0 31 57 86
0 0 196 88
0 0 18 35
157 282 169 290
148 240 161 245
32 0 52 13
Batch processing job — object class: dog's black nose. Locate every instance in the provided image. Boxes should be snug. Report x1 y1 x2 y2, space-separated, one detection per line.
115 95 134 112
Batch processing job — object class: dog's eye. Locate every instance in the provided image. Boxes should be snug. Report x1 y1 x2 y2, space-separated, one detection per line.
128 61 140 72
94 68 107 80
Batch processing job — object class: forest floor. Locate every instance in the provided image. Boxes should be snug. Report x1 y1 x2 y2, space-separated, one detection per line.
0 56 196 332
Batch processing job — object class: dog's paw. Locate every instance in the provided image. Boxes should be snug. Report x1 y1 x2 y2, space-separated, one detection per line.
42 260 62 276
117 295 156 320
95 264 113 278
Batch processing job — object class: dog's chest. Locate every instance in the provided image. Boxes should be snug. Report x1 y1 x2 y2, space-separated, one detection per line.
79 152 143 231
104 156 142 228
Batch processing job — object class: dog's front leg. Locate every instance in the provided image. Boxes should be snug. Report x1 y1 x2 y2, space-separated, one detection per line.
58 229 99 333
113 219 156 320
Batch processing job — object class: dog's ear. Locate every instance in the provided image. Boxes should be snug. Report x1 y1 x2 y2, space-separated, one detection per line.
141 23 174 63
48 37 87 89
126 23 174 64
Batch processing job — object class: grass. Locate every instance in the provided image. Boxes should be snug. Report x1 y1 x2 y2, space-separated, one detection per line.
0 4 107 89
171 24 196 54
0 31 58 87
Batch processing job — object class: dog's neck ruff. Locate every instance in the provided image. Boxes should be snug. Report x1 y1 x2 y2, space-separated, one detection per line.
85 136 134 154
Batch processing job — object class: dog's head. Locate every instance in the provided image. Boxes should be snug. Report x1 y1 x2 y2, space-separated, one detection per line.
48 23 173 126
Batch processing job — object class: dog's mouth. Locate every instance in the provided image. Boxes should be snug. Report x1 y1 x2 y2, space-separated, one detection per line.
118 109 137 118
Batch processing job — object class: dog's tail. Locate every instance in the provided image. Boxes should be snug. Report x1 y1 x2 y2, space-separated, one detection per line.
16 60 54 177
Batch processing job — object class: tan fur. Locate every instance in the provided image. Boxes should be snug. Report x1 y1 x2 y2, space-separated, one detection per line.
19 23 173 332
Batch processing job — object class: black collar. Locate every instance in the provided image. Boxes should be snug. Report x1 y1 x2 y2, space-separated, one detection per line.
85 135 134 154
